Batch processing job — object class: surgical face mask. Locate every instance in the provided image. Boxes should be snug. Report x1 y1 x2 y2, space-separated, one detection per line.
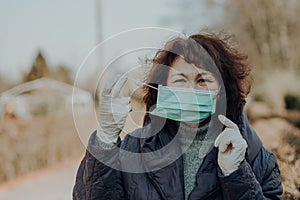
150 85 219 122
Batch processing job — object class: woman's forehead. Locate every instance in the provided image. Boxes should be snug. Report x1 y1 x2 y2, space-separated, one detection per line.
170 57 214 76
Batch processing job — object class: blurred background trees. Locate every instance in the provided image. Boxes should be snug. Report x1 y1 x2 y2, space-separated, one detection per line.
22 50 72 84
225 0 300 72
221 0 300 112
23 51 51 82
220 1 300 197
168 0 300 112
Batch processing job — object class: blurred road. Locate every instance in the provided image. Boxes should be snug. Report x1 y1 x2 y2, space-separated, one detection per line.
0 158 82 200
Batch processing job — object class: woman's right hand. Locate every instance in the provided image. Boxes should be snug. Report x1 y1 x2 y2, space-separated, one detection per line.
214 115 248 176
97 76 131 144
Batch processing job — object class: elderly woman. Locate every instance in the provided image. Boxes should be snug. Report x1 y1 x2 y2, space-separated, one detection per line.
73 33 282 199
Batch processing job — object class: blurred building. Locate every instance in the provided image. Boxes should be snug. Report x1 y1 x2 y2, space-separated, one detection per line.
0 78 93 119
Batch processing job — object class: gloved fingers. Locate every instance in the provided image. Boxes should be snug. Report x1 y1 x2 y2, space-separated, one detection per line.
218 114 246 143
100 96 131 105
102 76 120 96
102 75 128 97
219 139 232 153
214 131 222 148
100 98 131 122
215 131 248 155
99 97 130 109
111 76 128 98
100 97 131 113
112 105 131 119
218 114 238 129
214 128 230 147
222 128 247 149
215 129 232 152
111 97 131 106
232 137 248 149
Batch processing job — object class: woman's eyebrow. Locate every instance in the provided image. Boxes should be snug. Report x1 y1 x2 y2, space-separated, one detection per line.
195 73 209 79
173 72 210 79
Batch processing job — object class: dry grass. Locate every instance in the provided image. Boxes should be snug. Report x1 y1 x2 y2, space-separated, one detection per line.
249 102 300 199
0 113 96 184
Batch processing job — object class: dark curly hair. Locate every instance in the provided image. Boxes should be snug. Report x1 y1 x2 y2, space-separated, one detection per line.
143 32 252 124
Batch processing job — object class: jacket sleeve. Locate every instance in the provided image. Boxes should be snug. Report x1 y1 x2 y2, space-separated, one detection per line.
72 131 125 200
218 148 283 200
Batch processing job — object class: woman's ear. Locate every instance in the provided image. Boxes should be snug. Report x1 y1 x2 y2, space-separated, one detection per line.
217 94 221 101
216 88 222 101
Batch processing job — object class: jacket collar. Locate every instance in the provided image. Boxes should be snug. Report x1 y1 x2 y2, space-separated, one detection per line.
139 112 263 199
238 112 263 164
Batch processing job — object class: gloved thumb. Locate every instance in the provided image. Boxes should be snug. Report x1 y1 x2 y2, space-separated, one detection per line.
218 114 237 129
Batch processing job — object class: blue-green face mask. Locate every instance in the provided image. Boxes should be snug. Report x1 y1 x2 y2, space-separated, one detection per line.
150 85 219 122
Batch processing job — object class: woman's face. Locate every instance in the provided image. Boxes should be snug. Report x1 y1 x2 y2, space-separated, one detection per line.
167 57 219 91
166 57 219 127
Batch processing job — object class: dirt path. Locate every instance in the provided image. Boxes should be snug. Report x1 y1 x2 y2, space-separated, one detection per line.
0 157 82 200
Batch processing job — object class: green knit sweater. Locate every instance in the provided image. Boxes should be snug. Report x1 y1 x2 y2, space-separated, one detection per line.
177 122 213 199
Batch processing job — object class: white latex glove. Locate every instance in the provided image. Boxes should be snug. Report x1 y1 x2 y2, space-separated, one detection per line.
97 76 131 144
214 114 248 176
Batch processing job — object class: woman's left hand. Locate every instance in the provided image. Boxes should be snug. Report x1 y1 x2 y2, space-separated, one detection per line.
214 115 248 176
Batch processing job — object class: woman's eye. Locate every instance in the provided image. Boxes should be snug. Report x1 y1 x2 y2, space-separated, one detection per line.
197 79 213 83
173 79 186 83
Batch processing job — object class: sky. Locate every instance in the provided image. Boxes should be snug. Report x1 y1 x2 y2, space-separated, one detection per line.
0 0 214 82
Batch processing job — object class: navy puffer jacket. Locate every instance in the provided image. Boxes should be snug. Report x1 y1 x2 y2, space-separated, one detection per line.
73 113 282 199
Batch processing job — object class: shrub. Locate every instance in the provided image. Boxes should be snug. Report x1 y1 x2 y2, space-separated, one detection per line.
284 94 300 110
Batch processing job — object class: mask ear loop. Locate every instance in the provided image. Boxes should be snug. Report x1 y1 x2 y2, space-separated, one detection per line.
125 76 158 90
